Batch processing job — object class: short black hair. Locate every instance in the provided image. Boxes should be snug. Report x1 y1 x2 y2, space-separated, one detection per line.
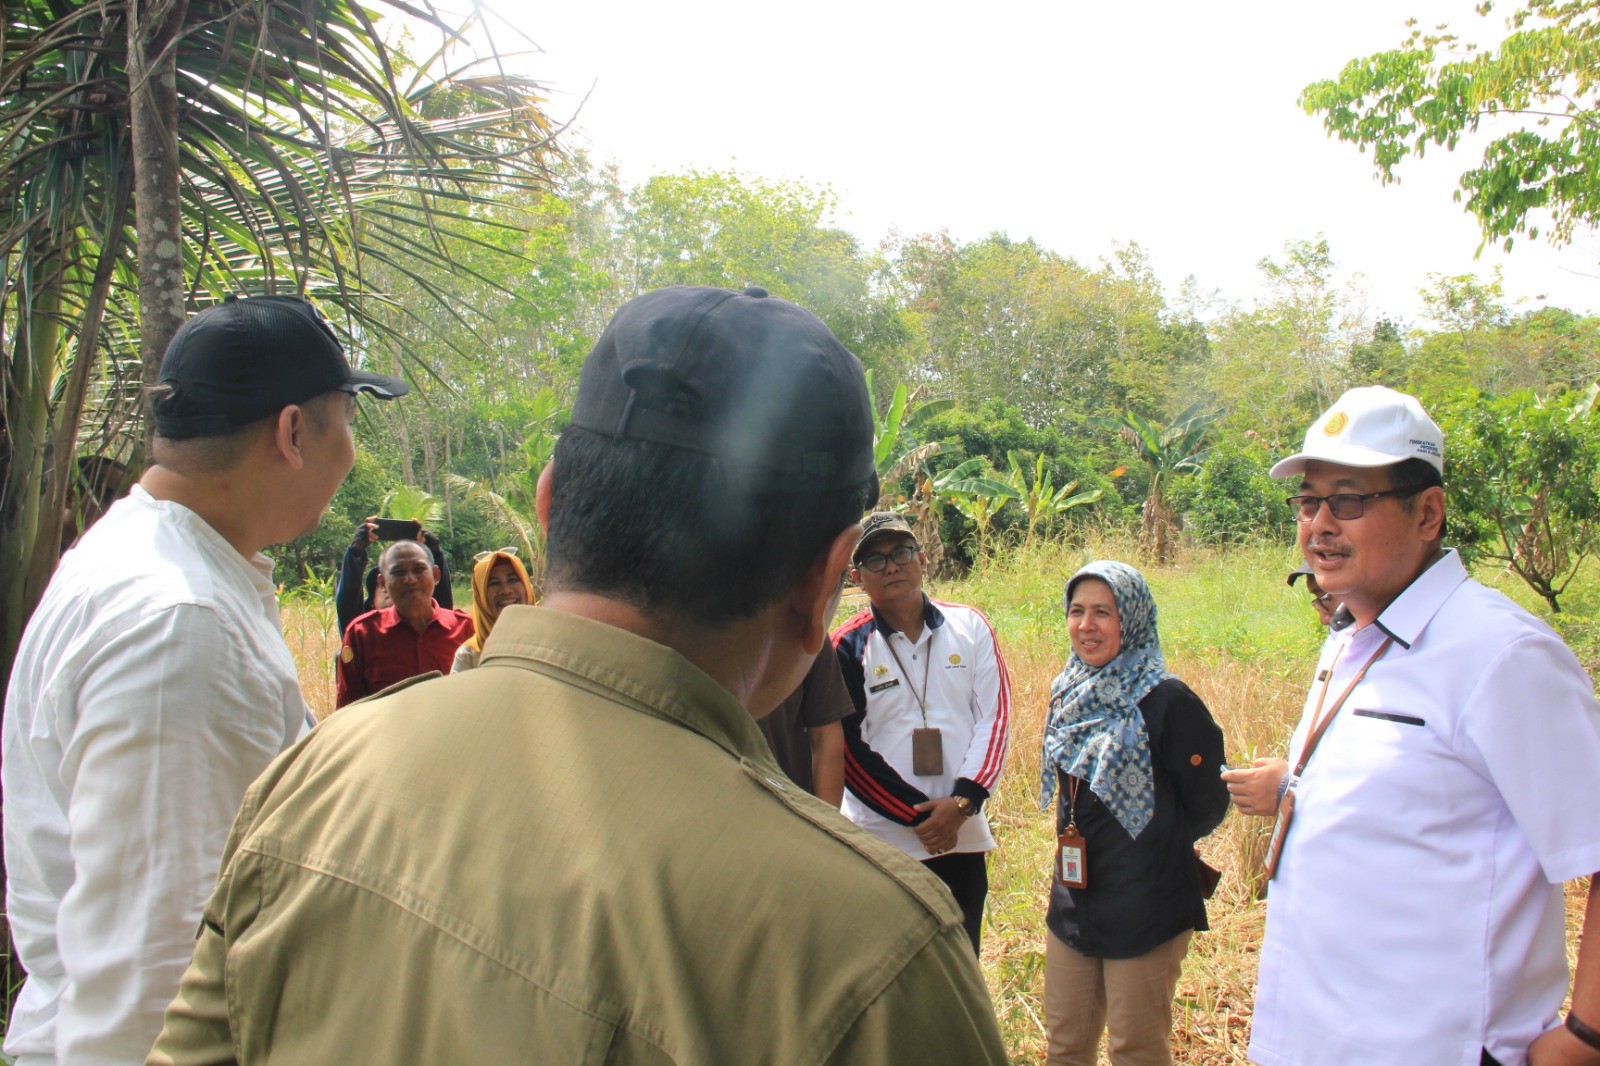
1387 457 1447 540
545 427 875 628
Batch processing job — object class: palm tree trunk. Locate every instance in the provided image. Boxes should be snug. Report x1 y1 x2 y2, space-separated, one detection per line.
128 0 191 420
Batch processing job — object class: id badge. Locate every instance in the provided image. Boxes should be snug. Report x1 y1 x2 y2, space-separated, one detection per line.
911 726 944 776
1263 777 1298 881
1055 825 1088 889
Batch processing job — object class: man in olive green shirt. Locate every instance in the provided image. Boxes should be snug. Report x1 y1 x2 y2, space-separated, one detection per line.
150 285 1010 1065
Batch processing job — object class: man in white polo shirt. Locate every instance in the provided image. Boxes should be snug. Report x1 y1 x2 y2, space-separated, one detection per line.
1223 386 1600 1066
834 512 1012 954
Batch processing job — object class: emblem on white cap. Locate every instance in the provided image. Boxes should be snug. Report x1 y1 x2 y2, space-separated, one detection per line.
1269 386 1443 479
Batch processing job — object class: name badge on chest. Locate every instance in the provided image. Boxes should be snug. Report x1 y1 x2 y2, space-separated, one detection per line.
1056 825 1087 889
911 726 944 775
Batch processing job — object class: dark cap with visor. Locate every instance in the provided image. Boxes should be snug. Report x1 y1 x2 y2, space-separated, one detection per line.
152 294 408 439
568 285 876 494
852 511 917 562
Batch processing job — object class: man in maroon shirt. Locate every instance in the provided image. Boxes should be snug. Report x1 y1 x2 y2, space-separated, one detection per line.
336 540 473 707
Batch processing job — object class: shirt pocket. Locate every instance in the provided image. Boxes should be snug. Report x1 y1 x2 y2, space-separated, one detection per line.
1337 706 1456 827
1351 708 1426 727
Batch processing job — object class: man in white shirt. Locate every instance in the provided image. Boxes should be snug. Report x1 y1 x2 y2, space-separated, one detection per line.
3 294 406 1064
1224 386 1600 1066
834 512 1011 954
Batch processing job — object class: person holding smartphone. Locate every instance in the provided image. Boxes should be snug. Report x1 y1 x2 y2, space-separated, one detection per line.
334 515 453 634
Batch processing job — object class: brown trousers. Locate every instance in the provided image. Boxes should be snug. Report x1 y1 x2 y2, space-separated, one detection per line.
1044 929 1192 1066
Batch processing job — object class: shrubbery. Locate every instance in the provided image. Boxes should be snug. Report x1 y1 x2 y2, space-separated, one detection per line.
1170 435 1292 547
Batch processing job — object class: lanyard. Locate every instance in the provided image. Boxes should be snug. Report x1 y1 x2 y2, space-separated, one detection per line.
883 627 935 728
1064 774 1081 830
1292 634 1395 778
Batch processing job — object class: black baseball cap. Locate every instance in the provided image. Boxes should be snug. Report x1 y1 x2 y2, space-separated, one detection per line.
853 511 917 562
1286 561 1316 587
152 294 408 439
568 285 876 494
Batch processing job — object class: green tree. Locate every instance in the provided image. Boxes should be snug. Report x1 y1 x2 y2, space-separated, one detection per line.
1436 388 1600 612
448 386 570 584
888 233 1119 428
358 158 618 522
1404 275 1600 401
1349 318 1413 387
1198 237 1368 445
619 169 909 369
1301 1 1600 249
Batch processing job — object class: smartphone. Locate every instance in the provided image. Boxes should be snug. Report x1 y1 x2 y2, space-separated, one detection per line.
371 518 421 541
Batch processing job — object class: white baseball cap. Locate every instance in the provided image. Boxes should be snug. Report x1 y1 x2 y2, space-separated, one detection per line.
1269 386 1443 479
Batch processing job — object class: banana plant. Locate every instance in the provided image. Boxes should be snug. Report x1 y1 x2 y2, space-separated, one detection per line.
1096 401 1224 562
935 458 1020 562
1005 451 1103 548
866 370 955 507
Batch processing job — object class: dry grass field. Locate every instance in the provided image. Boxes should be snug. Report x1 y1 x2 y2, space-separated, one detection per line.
273 538 1589 1065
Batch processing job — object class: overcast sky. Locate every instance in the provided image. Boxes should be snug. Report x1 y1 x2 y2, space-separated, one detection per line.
473 0 1600 327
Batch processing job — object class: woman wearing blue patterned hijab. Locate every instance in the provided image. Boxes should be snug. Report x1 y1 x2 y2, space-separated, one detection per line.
1040 561 1169 836
1039 560 1229 1066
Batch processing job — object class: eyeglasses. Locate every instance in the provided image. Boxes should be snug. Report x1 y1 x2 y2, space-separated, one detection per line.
473 546 519 563
856 543 919 573
1286 486 1425 523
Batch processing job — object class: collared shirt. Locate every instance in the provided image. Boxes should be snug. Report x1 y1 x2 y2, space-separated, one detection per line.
1251 549 1600 1066
834 596 1011 859
335 603 473 707
149 607 1008 1065
3 487 309 1065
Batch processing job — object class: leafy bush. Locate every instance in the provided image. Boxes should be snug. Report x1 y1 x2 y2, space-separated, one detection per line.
1170 434 1292 546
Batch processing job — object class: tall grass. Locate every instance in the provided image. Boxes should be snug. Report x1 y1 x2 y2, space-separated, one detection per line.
271 538 1588 1064
279 582 340 721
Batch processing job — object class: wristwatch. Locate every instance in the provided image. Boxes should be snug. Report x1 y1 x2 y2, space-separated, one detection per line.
952 795 978 818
